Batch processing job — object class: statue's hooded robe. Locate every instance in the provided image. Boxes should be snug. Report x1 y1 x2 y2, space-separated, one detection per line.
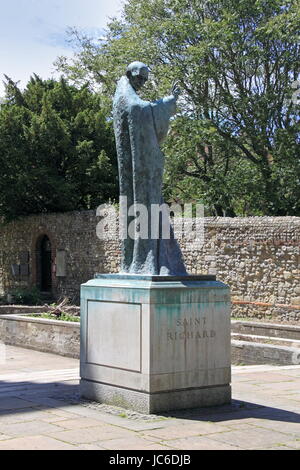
113 75 187 275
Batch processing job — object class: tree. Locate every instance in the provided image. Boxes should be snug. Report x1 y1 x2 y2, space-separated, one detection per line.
0 75 118 220
57 0 300 216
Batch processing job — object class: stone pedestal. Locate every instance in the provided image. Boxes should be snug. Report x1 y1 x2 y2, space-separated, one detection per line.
80 274 231 414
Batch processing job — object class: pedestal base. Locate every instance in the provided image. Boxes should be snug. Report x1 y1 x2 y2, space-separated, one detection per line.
80 274 231 414
80 379 231 414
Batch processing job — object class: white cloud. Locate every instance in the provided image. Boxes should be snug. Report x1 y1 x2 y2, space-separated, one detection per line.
0 0 122 96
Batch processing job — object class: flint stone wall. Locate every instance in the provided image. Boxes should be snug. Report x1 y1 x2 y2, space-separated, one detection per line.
0 211 299 322
0 315 79 358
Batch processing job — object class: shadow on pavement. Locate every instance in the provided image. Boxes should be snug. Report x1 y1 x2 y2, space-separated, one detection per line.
161 399 300 423
0 380 299 426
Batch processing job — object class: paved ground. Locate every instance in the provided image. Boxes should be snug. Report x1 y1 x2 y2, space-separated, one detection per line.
0 345 299 450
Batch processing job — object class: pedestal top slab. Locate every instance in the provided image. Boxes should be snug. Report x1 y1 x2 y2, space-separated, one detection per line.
83 274 227 292
82 274 229 304
95 273 216 282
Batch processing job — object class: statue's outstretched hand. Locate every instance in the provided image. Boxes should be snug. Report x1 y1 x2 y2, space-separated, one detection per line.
172 81 181 99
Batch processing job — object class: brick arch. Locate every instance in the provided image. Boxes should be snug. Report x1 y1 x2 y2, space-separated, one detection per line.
31 228 57 294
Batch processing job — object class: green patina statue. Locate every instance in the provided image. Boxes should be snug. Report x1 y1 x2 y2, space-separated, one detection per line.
113 62 187 276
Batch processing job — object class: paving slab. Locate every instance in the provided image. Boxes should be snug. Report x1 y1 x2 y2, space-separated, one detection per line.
264 445 296 450
0 397 38 411
0 435 79 450
160 436 241 450
0 345 299 450
203 426 298 450
99 435 173 450
0 408 83 425
142 421 229 440
54 417 110 430
0 420 64 437
280 440 300 449
46 425 136 445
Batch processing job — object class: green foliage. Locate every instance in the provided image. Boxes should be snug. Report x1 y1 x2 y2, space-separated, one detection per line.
0 75 118 220
57 0 300 216
31 312 80 322
9 287 43 305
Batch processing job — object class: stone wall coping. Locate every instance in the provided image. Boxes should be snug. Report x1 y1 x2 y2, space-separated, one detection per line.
231 320 300 332
231 338 300 353
0 314 80 328
202 217 300 228
1 210 300 228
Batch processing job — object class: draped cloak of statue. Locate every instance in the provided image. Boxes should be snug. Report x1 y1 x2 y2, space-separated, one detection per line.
113 75 187 276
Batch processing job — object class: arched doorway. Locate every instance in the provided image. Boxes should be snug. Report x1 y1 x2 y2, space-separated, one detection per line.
36 235 52 292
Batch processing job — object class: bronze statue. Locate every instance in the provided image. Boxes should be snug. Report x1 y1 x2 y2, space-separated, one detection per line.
113 62 187 275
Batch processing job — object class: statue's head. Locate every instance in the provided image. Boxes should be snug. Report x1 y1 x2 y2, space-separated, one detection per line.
126 62 149 91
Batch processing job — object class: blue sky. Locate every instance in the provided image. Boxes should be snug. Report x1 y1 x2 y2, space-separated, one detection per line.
0 0 122 96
